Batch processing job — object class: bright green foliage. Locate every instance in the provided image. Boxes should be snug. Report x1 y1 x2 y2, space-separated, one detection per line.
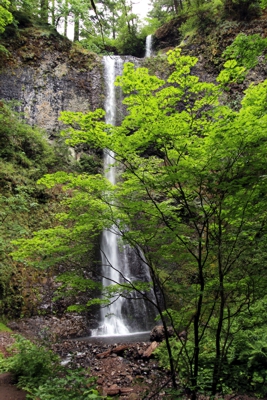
12 171 108 268
53 272 101 312
216 59 246 85
80 35 115 55
13 49 267 396
222 33 267 71
241 79 267 116
0 0 12 33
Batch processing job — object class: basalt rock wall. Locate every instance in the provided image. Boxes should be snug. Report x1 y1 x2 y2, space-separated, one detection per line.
0 27 103 134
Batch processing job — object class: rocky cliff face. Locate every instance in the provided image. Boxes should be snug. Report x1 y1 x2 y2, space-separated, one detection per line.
0 27 103 134
154 17 184 52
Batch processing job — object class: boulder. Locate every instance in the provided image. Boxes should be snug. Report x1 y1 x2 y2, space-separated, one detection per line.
150 325 174 342
97 344 130 359
154 17 184 50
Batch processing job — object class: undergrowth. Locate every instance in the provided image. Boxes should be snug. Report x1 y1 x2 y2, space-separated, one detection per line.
0 335 108 399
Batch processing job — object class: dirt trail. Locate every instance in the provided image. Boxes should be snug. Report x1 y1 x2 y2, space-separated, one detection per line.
0 373 26 400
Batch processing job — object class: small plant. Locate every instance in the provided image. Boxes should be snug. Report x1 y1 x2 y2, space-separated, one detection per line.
217 59 246 85
25 368 104 400
0 44 10 57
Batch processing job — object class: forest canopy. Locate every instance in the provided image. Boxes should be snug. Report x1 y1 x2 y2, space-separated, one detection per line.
2 0 267 55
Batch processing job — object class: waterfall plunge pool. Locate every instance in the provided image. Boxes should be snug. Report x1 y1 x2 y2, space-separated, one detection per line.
75 331 151 345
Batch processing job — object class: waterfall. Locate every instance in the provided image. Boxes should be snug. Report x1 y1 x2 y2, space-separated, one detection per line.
92 55 157 337
145 35 153 57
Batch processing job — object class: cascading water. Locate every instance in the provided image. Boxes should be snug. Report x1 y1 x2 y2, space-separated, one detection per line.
93 55 157 337
145 34 153 57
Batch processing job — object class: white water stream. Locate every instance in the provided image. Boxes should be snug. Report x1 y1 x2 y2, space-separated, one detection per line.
95 56 128 336
92 54 157 337
145 34 153 57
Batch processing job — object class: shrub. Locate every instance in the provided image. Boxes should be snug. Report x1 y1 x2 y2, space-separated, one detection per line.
0 335 105 399
222 33 267 70
27 369 102 400
0 335 59 387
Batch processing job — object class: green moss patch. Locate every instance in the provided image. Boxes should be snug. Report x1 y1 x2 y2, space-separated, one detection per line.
0 323 12 332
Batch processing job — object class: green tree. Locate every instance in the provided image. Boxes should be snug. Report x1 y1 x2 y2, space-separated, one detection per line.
13 50 267 397
113 0 141 54
148 0 180 22
55 0 100 41
40 0 48 22
77 0 144 55
224 0 261 19
179 0 223 36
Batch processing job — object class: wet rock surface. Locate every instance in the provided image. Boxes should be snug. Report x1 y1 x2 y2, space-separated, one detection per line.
0 27 103 135
154 17 184 51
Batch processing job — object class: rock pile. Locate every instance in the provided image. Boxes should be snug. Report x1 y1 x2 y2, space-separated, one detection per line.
51 339 169 398
8 314 91 340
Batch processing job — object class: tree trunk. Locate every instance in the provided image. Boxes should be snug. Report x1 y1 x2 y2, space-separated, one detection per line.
64 0 68 37
212 216 224 395
191 244 205 399
40 0 49 23
51 0 55 26
74 14 79 41
173 0 179 13
112 11 116 39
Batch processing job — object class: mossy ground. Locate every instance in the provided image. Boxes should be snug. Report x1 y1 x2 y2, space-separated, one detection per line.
0 323 12 332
